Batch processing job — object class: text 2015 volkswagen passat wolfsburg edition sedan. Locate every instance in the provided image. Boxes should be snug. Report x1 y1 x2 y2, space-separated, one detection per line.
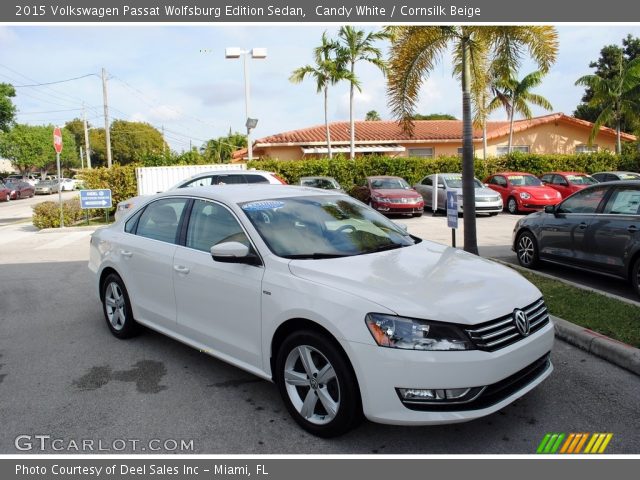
89 185 554 437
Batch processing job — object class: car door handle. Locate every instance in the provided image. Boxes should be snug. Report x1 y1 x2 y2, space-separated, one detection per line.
628 225 638 233
578 222 588 229
120 250 133 258
173 265 190 274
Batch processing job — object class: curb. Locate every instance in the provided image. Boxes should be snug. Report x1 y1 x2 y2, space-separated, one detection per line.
38 225 101 233
552 316 640 376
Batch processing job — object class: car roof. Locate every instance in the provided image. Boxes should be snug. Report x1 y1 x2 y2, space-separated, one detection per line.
542 171 587 176
367 175 404 180
493 172 536 176
300 176 334 180
593 171 639 175
154 184 339 204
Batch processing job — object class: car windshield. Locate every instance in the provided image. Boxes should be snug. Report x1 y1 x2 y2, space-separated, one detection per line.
508 175 543 186
370 178 410 190
441 175 483 189
301 178 340 189
566 174 597 185
240 196 418 259
620 173 640 180
38 181 54 186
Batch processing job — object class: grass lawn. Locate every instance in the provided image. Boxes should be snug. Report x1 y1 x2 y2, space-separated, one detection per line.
516 269 640 348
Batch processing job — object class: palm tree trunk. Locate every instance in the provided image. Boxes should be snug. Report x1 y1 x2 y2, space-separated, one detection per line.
461 37 478 255
349 61 355 160
482 120 487 161
508 93 515 154
616 122 621 155
324 86 332 159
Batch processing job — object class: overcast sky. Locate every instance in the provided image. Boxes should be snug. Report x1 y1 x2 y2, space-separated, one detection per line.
1 25 640 152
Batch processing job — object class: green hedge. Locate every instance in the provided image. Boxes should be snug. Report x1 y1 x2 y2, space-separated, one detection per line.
76 164 139 214
32 198 84 229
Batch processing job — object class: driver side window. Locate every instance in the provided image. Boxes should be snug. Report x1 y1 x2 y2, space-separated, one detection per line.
557 187 607 214
186 199 248 252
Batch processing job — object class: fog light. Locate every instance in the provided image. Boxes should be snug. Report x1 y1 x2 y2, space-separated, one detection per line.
397 386 484 404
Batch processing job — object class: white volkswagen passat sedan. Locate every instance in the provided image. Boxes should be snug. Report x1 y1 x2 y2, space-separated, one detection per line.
89 185 554 437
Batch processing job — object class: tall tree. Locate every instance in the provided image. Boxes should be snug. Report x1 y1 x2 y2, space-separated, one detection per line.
337 26 388 159
365 110 381 121
0 83 17 132
574 35 640 134
387 26 558 254
88 120 167 165
575 57 640 153
489 71 553 152
290 32 357 159
201 131 247 163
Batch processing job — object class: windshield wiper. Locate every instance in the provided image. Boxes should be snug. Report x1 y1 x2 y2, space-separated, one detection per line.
283 253 353 259
361 243 406 254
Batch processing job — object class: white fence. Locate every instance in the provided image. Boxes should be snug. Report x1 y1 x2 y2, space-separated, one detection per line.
135 164 246 195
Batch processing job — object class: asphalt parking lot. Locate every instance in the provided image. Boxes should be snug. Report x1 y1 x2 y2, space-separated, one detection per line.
0 219 638 454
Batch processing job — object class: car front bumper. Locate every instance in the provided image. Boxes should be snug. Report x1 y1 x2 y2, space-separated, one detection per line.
459 199 503 213
346 321 554 425
371 200 424 214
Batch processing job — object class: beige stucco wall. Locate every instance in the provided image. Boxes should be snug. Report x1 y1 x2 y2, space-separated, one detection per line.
0 158 15 172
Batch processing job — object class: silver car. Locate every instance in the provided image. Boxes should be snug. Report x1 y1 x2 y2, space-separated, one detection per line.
414 173 503 215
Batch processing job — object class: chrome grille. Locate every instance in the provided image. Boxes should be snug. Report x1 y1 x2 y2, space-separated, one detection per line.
464 298 549 352
389 198 419 204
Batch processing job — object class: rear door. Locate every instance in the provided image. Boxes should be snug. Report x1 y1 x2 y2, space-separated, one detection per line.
487 175 508 204
550 174 572 198
414 175 433 208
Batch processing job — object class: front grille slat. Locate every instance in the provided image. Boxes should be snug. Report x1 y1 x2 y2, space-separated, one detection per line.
464 298 550 352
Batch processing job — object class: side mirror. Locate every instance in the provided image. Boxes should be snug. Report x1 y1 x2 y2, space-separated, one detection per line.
544 205 556 214
211 242 260 266
437 184 445 189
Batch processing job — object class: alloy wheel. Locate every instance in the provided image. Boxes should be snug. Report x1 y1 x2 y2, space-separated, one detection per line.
104 281 127 331
518 235 535 266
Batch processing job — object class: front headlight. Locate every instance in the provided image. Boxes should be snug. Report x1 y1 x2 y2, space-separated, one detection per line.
374 196 390 203
365 313 475 351
519 192 531 199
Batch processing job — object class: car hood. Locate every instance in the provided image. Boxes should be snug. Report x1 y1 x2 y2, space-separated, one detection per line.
371 189 421 198
513 185 560 200
288 241 540 325
449 187 501 198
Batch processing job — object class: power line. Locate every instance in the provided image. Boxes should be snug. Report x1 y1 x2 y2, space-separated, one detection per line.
11 73 98 87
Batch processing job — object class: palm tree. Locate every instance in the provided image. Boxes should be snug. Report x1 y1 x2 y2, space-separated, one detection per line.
365 110 381 121
489 71 553 153
387 26 558 254
290 32 357 159
337 27 388 159
575 57 640 154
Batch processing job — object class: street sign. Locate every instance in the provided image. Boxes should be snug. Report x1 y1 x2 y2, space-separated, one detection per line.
80 189 112 209
53 127 63 153
447 190 459 229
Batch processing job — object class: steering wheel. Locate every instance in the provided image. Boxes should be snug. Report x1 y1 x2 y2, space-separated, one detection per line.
336 224 356 234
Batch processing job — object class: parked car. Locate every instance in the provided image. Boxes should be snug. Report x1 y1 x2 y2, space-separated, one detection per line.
60 178 79 191
513 180 640 296
591 171 640 182
115 169 287 221
364 176 424 217
484 172 562 214
3 180 35 199
90 185 553 437
414 173 503 215
0 181 10 202
298 176 345 193
5 173 40 186
35 180 60 195
539 172 598 199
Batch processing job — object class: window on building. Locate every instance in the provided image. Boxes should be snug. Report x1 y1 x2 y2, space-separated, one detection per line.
407 148 434 158
496 145 530 155
575 144 598 153
457 147 476 156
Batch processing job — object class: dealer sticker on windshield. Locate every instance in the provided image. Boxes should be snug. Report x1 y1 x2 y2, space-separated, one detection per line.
241 200 285 211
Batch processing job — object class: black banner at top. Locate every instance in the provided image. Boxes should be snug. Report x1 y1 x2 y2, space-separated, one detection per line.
4 0 640 23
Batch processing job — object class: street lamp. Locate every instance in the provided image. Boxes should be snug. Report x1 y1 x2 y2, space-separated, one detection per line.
225 47 267 161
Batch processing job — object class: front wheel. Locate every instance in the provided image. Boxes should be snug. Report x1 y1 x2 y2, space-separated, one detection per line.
412 212 422 217
507 197 519 215
101 273 139 338
516 231 539 269
275 331 362 438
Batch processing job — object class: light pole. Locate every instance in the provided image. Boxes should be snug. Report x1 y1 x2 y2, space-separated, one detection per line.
225 47 267 161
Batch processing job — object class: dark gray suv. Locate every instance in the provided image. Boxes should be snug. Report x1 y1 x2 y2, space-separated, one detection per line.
513 181 640 297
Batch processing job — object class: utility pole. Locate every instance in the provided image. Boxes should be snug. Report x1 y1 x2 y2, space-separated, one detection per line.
101 68 113 168
82 103 92 169
79 146 84 169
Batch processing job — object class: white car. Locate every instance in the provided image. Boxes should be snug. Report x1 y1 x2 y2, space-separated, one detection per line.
60 178 79 191
114 169 286 221
89 185 554 437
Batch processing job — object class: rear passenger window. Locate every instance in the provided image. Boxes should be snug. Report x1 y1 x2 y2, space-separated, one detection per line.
603 188 640 215
135 198 188 244
557 187 607 214
186 199 249 252
216 175 246 185
181 176 217 188
245 175 269 184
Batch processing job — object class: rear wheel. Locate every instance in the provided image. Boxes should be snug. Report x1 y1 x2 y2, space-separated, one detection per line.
275 330 362 438
101 273 139 338
516 231 539 268
507 197 519 214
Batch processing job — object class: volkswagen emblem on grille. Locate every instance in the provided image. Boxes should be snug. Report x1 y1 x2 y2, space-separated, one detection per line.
401 198 408 203
513 309 530 336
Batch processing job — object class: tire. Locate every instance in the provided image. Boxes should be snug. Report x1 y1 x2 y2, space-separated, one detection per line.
516 231 539 269
507 197 519 215
631 258 640 298
101 273 139 339
275 330 362 438
412 212 422 217
489 212 499 216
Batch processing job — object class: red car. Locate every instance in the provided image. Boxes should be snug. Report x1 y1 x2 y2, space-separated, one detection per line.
0 181 10 202
539 171 599 199
484 172 562 214
3 180 35 199
365 175 424 217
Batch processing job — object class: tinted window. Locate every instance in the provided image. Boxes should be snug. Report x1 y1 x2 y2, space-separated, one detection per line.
551 175 568 185
216 174 246 185
186 199 248 252
181 176 217 188
540 174 553 183
370 178 410 189
246 174 269 184
136 198 188 243
603 188 640 215
489 176 507 187
557 187 607 214
508 175 542 186
420 176 432 186
124 208 144 234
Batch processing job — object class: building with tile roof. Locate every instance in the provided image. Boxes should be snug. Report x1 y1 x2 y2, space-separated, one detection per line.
232 113 636 162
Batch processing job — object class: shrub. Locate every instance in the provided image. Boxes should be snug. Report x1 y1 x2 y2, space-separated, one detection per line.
32 198 84 229
76 164 139 214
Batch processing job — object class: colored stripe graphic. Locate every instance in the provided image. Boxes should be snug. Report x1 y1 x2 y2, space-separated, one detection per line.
537 433 613 454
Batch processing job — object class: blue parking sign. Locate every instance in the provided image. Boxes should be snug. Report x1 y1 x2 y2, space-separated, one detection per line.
80 189 112 209
446 190 458 229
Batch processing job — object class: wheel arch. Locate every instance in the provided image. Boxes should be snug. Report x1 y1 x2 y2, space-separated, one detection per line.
98 266 124 301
